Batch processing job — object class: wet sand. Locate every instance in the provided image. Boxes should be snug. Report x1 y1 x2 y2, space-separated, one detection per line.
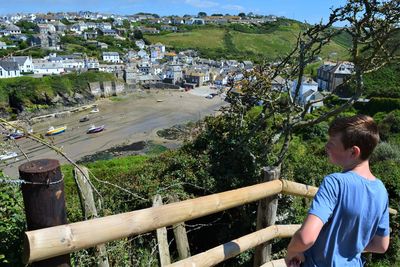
2 90 226 177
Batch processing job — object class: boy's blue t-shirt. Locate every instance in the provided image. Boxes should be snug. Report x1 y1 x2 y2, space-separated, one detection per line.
303 171 390 267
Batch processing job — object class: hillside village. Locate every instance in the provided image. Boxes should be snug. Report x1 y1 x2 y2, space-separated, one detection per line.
0 11 354 110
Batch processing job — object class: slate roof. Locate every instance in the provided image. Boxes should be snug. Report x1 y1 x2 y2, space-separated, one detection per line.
0 61 19 71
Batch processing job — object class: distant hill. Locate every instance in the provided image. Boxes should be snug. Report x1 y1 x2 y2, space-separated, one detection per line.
145 18 351 62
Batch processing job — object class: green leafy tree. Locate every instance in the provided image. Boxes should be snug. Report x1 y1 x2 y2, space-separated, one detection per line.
133 29 143 40
192 1 400 264
198 12 207 17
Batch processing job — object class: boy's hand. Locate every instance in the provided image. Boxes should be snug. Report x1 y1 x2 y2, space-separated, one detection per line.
285 252 304 267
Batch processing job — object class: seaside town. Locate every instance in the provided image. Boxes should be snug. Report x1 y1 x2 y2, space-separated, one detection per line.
0 11 354 110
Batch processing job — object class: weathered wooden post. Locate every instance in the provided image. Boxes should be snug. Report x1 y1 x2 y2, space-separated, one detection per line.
169 195 191 260
253 165 281 267
19 159 70 267
153 194 171 266
74 166 109 267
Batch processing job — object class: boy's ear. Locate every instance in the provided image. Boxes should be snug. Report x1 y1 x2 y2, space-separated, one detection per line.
351 146 361 158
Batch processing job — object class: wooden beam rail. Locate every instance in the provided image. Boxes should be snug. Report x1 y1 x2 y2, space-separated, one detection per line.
23 179 398 264
166 225 301 267
23 179 283 263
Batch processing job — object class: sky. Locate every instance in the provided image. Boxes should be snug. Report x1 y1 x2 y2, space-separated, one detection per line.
0 0 347 24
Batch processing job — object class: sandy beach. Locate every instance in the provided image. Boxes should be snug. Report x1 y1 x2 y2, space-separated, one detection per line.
2 89 227 177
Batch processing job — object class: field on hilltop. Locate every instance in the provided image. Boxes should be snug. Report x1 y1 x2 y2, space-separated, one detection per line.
145 19 351 62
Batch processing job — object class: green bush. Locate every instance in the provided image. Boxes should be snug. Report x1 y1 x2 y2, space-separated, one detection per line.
0 184 25 266
355 98 400 115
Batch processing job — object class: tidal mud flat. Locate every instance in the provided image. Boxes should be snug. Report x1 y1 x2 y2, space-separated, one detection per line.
2 89 226 177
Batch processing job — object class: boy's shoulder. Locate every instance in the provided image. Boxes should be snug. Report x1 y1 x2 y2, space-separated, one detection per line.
324 171 386 189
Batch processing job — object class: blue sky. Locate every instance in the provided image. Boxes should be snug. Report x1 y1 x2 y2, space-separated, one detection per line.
0 0 347 24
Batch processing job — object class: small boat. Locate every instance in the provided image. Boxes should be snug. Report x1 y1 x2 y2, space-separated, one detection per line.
90 107 99 113
156 99 164 102
87 125 105 134
46 126 67 136
8 130 24 140
79 116 90 122
0 151 18 160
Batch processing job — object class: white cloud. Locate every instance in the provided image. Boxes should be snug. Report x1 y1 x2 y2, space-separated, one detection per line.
222 4 244 12
184 0 219 8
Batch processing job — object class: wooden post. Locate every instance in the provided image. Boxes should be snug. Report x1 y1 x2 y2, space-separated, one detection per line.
253 165 281 267
153 195 171 266
169 195 191 260
74 166 109 267
19 159 71 267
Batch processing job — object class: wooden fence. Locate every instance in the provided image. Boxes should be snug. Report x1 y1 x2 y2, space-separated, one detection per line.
21 161 398 266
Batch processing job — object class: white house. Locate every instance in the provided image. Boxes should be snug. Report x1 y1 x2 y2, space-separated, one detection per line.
214 75 228 86
301 90 324 112
32 60 64 75
0 61 21 78
10 56 33 73
164 64 183 83
185 18 205 25
137 49 149 60
291 77 323 111
85 57 100 69
291 77 318 102
97 22 112 30
102 52 121 63
0 41 7 49
138 62 151 74
151 43 165 53
69 22 88 34
135 40 146 49
61 59 85 70
98 63 125 73
5 24 21 35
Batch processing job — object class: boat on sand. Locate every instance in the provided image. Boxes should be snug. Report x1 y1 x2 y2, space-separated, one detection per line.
46 126 67 136
87 125 105 134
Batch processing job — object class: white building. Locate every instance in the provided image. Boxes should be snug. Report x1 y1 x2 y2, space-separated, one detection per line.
32 60 64 75
137 50 149 60
135 40 146 49
291 77 323 111
102 52 121 63
0 61 21 78
85 58 100 69
10 56 33 73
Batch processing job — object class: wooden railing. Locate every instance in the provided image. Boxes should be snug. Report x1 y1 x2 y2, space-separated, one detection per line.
23 178 398 266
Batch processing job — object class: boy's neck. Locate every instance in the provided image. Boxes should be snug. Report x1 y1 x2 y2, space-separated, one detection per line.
343 160 375 180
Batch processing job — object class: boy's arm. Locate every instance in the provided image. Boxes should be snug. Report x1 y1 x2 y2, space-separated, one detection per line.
364 234 390 253
285 214 324 264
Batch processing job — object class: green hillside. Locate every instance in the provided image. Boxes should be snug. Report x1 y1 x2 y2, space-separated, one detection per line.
145 20 351 62
0 71 117 116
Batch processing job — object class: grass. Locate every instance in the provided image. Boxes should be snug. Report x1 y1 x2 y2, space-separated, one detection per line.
110 96 125 102
230 30 297 59
145 27 226 51
145 23 349 62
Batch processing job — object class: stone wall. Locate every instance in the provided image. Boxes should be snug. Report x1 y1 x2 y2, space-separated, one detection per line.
89 81 126 98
